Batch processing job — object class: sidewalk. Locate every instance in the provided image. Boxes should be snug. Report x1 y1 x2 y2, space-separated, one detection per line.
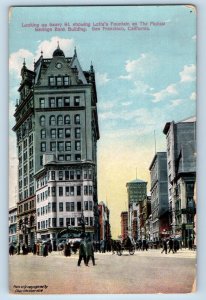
31 248 196 259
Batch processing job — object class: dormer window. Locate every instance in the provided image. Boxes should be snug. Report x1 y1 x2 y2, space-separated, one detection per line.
49 76 55 86
56 76 62 86
64 76 70 86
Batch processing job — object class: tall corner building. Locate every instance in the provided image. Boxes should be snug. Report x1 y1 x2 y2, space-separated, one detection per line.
163 117 196 247
149 152 169 241
13 45 100 248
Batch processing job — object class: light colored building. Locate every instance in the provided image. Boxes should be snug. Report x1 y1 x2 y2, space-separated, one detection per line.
149 152 169 241
9 207 17 244
13 45 100 247
163 117 196 247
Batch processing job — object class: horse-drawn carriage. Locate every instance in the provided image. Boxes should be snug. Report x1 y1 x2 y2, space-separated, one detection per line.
113 236 135 256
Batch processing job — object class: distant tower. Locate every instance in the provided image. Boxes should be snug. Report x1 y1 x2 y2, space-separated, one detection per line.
126 179 147 238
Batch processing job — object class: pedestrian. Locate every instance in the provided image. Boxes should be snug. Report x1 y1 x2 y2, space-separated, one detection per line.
111 239 116 254
161 239 167 254
22 244 26 255
173 239 179 253
64 240 71 257
33 243 37 255
36 243 40 255
43 243 48 257
86 238 95 266
9 244 15 256
77 237 88 266
48 242 52 253
168 238 174 253
188 239 193 250
100 239 105 253
139 240 142 251
17 243 20 255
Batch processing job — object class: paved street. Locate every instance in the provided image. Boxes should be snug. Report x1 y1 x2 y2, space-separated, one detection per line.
9 249 196 294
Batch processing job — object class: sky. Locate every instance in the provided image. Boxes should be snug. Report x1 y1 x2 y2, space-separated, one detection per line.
9 5 196 238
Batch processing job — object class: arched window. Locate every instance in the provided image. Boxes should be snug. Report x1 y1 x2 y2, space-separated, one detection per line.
64 115 70 125
40 116 45 126
49 115 56 126
57 115 63 125
74 114 80 124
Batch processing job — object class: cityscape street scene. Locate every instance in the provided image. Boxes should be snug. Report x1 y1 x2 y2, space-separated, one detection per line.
9 5 196 295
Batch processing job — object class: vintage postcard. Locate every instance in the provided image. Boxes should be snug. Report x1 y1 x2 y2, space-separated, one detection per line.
9 5 196 294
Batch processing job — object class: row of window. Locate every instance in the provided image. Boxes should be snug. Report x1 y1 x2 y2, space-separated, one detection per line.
19 186 34 201
9 215 17 223
50 169 92 181
19 162 34 176
19 174 34 189
40 127 81 139
48 76 70 87
39 96 81 108
18 135 33 154
37 191 48 202
38 216 93 229
18 200 35 213
40 114 81 126
16 120 33 142
40 154 81 164
40 141 81 152
18 216 35 228
38 200 93 214
47 185 93 197
36 169 93 190
9 227 17 234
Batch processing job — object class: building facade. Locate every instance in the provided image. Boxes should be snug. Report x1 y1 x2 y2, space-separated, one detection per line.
9 207 17 244
98 201 111 242
13 45 100 247
137 196 151 241
163 117 196 247
149 152 169 241
120 211 128 240
126 179 147 239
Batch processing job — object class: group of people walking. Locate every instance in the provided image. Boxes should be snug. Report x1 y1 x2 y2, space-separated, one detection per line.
77 237 95 267
161 238 180 254
136 239 149 251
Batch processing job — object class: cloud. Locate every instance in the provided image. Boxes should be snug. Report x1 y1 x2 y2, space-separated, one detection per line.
34 36 74 60
9 49 34 78
170 99 184 107
190 92 196 101
152 84 178 103
9 37 75 79
98 101 115 110
119 53 158 80
130 80 151 95
99 107 166 141
99 107 158 125
179 64 196 82
121 101 132 107
96 72 110 86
